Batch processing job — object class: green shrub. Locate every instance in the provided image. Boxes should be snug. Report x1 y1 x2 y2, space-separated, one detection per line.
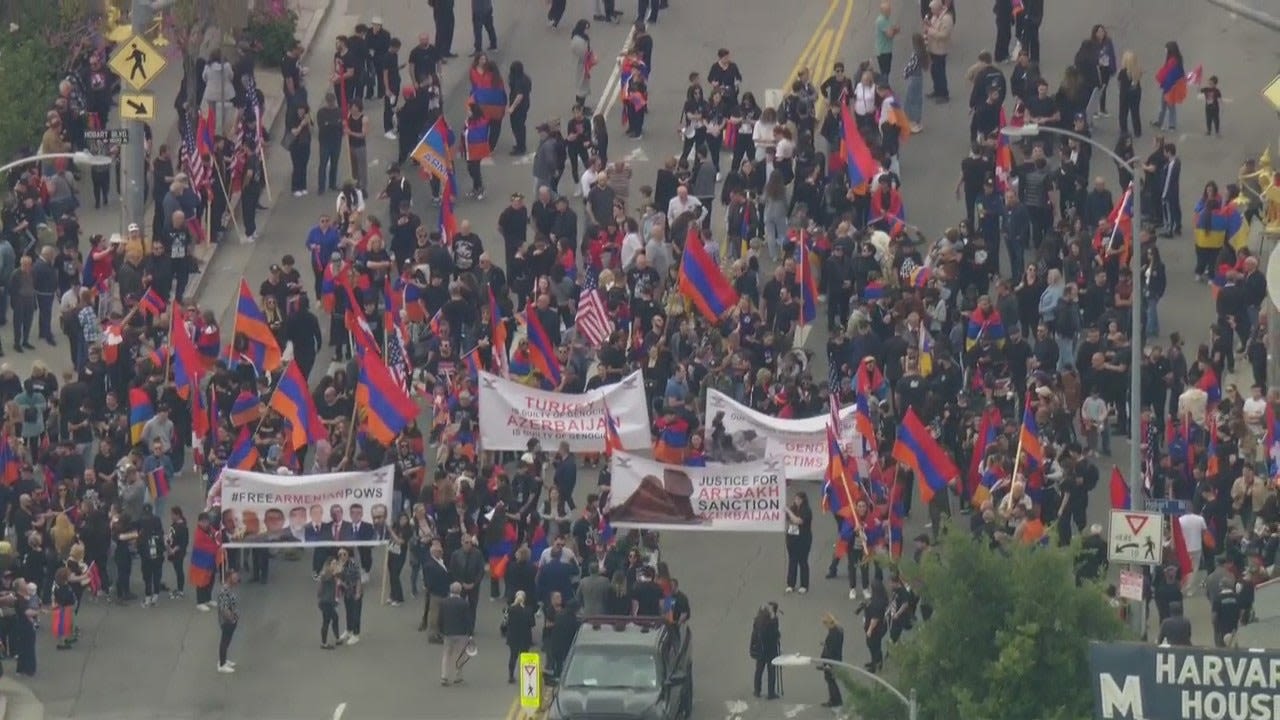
0 38 63 162
245 7 299 68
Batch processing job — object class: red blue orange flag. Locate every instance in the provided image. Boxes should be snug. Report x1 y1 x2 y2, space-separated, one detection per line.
1156 56 1188 105
677 226 738 322
469 72 508 121
798 244 818 327
171 312 211 395
227 426 260 470
0 435 20 486
603 402 624 457
839 100 879 187
129 386 154 446
147 467 170 500
891 408 959 504
230 390 263 428
234 279 283 373
524 303 563 386
356 352 419 444
139 287 168 317
464 119 492 162
966 406 1001 500
410 116 455 184
489 288 509 376
269 363 325 449
1018 399 1045 471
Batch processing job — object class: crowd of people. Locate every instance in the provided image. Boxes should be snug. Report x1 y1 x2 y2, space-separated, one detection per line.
0 0 1275 705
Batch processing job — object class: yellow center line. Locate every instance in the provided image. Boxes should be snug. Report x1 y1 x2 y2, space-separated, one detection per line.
785 0 842 89
505 697 519 720
816 0 858 118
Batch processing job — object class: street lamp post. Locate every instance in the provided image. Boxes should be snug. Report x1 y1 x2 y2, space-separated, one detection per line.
1001 123 1146 638
772 653 919 720
0 151 114 176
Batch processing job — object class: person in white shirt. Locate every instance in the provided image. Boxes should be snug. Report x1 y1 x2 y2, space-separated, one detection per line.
1242 385 1267 433
852 69 878 131
752 107 778 161
667 185 704 224
1081 388 1111 456
1177 510 1207 591
538 536 578 566
620 225 644 271
579 163 601 199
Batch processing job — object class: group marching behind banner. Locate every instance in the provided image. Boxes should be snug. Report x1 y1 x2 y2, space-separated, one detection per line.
607 450 786 532
211 466 396 548
477 370 651 452
704 389 858 480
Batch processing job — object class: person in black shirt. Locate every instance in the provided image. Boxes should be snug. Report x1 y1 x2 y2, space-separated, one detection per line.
281 41 307 117
367 19 392 99
819 613 845 706
379 38 403 136
315 93 344 194
332 36 357 104
408 34 440 86
862 580 889 672
629 567 663 616
707 49 743 107
348 25 371 98
507 62 532 154
957 144 994 230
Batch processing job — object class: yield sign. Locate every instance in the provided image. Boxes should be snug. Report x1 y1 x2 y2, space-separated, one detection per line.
523 665 537 696
1125 515 1149 535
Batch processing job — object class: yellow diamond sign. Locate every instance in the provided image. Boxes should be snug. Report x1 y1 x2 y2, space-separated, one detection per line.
108 34 168 92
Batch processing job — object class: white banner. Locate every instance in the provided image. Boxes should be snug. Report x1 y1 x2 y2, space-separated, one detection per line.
477 370 651 452
704 389 858 480
216 466 395 548
607 451 786 532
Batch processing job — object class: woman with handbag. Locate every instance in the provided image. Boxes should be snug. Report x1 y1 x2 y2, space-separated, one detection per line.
504 589 535 684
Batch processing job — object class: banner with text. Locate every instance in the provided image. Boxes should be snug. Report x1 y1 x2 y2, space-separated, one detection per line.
477 370 651 452
704 389 858 479
218 466 395 548
1088 641 1280 720
607 450 786 532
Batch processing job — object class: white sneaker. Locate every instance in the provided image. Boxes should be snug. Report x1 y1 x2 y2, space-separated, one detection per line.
849 588 858 600
217 664 235 674
299 189 308 196
716 172 723 182
339 631 351 642
572 189 582 198
197 603 211 612
797 587 807 595
226 661 237 668
361 572 370 584
346 634 360 646
862 589 872 600
293 190 303 197
385 130 398 140
784 586 794 593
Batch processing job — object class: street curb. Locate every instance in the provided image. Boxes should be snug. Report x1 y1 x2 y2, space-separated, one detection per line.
0 677 45 720
185 0 338 304
1205 0 1280 31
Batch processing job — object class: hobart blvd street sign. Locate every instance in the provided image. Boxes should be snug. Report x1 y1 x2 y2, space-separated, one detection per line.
1107 509 1161 566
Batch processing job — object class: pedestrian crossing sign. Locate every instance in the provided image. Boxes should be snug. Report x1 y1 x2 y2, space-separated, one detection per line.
519 651 541 709
1107 509 1162 566
108 35 168 92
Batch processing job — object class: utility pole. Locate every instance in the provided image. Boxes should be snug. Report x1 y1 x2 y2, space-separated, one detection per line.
124 0 153 231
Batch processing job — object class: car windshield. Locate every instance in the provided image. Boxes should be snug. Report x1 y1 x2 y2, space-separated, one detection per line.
562 647 659 689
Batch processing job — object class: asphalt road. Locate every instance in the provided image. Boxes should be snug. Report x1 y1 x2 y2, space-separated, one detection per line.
15 1 1280 719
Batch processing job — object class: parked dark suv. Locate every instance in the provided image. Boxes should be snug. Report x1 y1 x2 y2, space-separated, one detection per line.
547 616 693 720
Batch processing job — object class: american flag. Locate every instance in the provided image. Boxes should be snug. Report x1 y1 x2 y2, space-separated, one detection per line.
575 286 613 347
234 72 262 152
385 311 412 390
178 111 209 195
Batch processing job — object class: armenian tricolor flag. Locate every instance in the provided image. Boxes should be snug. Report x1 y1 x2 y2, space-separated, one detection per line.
464 119 492 162
356 352 419 444
1109 466 1131 510
469 72 508 122
410 116 455 184
839 100 879 187
489 288 509 376
0 435 20 485
234 279 283 373
1156 55 1188 106
269 363 325 449
139 287 168 317
603 402 624 456
891 408 959 504
798 244 819 327
965 306 1007 350
862 280 887 300
147 466 170 500
524 303 562 386
1018 398 1045 471
227 426 260 470
677 226 738 322
230 390 262 428
966 406 1000 502
190 527 220 588
129 386 154 446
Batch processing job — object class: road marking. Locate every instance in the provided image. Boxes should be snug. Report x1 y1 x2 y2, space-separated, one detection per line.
786 0 844 89
332 703 347 720
784 704 810 718
814 0 856 118
625 147 649 163
594 27 639 120
725 699 750 718
511 153 535 166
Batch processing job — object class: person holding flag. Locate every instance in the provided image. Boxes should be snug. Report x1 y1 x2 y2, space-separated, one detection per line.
1153 41 1187 132
462 104 491 200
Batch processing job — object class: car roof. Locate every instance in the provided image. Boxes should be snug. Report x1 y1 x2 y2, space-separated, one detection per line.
574 617 669 650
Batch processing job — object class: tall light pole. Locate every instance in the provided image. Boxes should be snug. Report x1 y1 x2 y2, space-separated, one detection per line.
1002 123 1146 638
772 653 919 720
124 0 153 230
0 152 113 176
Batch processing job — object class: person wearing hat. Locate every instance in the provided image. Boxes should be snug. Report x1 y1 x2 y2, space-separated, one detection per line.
367 17 392 101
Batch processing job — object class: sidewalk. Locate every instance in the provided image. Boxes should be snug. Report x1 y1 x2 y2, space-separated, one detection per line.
0 677 44 720
71 0 337 299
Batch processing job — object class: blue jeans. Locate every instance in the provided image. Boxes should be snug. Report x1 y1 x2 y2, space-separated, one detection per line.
904 73 924 124
1055 335 1076 372
1144 300 1160 338
1155 101 1177 129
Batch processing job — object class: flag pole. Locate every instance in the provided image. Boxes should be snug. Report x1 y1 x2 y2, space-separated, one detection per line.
213 158 245 240
255 104 273 205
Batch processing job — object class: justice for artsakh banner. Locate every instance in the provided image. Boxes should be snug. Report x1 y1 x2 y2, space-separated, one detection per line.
704 389 858 480
216 466 395 548
477 370 651 452
607 450 786 532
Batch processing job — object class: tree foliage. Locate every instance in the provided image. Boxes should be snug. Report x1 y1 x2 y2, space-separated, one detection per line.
0 0 100 161
841 526 1130 720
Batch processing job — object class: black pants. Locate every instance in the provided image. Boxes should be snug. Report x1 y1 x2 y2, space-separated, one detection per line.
141 557 163 596
1119 89 1142 137
1206 104 1220 134
219 621 237 664
847 549 880 590
867 627 886 668
435 10 455 52
91 167 111 207
290 143 310 192
174 269 191 304
320 601 340 643
994 14 1013 61
251 548 269 583
472 11 497 52
548 0 567 24
1194 247 1218 277
753 657 777 696
508 642 531 680
679 132 709 165
823 668 842 704
115 556 132 599
344 595 363 635
388 549 406 603
567 142 590 183
928 53 949 98
876 53 892 78
383 93 398 133
510 109 528 152
312 548 331 576
317 142 340 192
170 555 186 592
196 582 213 605
467 160 484 193
36 293 54 342
1016 16 1042 63
358 547 373 573
638 0 660 22
1097 67 1113 113
785 536 811 590
464 586 480 633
